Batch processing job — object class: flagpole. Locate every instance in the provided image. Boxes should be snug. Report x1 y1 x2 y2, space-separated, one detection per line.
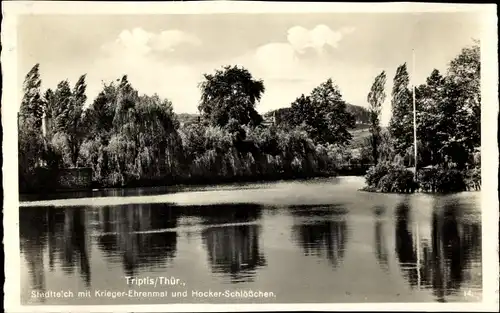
412 49 418 180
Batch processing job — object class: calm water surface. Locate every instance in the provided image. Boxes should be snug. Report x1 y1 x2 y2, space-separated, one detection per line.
19 177 482 304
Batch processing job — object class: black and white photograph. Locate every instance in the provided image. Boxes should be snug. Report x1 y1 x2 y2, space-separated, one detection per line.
2 1 498 312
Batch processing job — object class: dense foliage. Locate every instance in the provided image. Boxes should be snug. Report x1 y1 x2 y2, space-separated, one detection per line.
364 162 417 193
266 87 362 146
198 65 264 128
276 79 356 146
18 65 364 192
365 41 481 193
388 63 414 157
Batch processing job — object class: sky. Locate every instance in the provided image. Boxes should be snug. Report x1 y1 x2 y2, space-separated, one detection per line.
17 12 481 125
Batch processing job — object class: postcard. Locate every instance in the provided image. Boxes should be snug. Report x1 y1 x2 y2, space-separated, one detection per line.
2 1 498 312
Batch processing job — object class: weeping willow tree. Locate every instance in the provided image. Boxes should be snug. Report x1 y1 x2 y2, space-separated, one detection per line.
80 76 182 186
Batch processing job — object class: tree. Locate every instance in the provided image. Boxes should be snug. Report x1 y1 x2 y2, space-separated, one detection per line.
291 79 355 146
289 94 321 136
415 42 480 169
19 64 44 129
198 65 265 128
389 63 413 159
113 75 139 131
52 75 88 166
18 118 46 190
367 71 387 164
377 129 396 163
53 80 73 130
346 104 371 124
18 64 46 190
266 107 293 130
392 41 480 170
131 94 181 179
443 41 480 166
414 69 446 166
43 88 57 139
84 82 118 142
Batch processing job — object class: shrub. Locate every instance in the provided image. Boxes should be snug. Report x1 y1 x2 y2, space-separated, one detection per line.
365 162 391 187
417 168 439 193
365 163 417 193
435 168 467 193
377 167 417 193
418 167 470 193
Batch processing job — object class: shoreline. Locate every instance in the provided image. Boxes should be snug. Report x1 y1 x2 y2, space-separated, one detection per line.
358 185 481 195
21 163 374 193
358 187 481 195
19 172 352 201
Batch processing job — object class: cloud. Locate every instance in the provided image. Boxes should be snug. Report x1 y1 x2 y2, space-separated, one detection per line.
150 30 202 52
287 24 355 53
254 43 299 79
228 24 392 117
255 25 397 126
250 25 355 80
84 27 207 113
102 27 202 57
236 24 354 99
115 28 153 55
81 28 205 113
89 50 204 109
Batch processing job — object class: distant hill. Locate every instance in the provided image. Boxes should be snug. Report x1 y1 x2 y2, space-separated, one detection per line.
176 113 200 126
345 104 370 124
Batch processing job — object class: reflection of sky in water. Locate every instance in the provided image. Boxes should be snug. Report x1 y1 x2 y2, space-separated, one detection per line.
20 177 482 304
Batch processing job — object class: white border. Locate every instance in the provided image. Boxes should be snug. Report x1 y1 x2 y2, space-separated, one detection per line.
2 2 499 312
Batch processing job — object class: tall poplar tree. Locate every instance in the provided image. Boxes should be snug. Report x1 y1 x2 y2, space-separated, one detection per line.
19 64 44 129
367 71 387 164
388 63 413 159
53 75 88 166
18 64 46 189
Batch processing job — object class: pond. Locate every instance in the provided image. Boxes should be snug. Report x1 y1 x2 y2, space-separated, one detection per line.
19 176 482 304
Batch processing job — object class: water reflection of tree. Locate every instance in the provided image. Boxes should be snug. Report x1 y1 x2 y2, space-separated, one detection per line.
394 199 482 302
203 225 266 283
61 207 91 286
20 206 92 292
20 207 48 299
200 204 266 283
96 203 178 276
290 204 349 268
373 206 389 271
394 200 419 286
